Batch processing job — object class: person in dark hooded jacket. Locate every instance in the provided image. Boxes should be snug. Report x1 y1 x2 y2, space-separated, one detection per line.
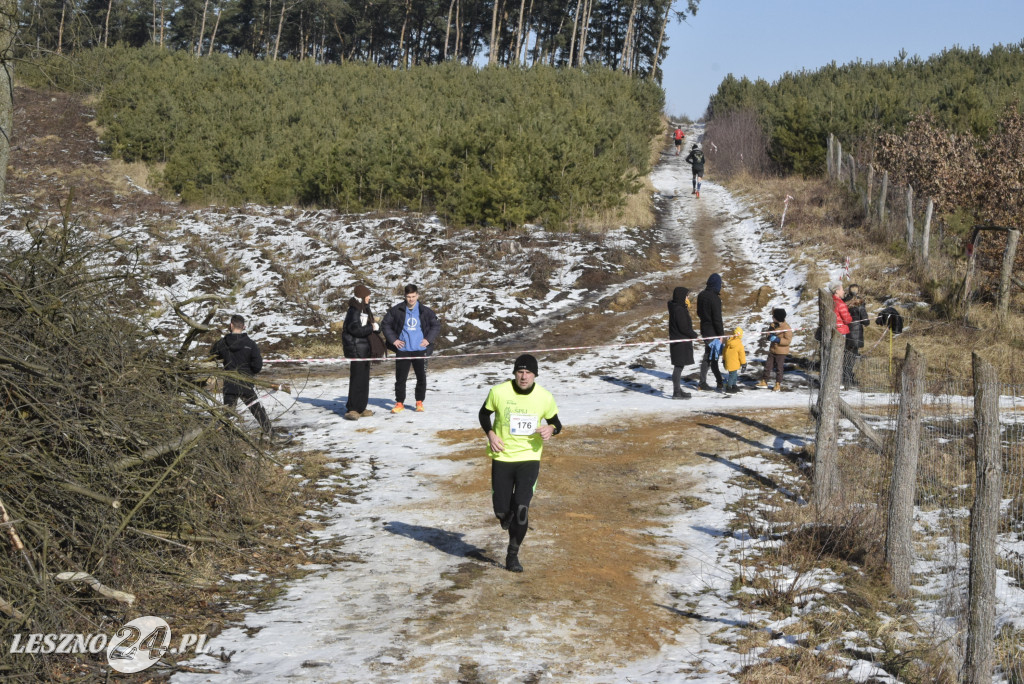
667 286 697 399
696 273 725 390
342 284 384 420
211 314 271 434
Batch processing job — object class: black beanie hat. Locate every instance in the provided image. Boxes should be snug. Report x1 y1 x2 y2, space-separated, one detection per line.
772 308 786 322
513 354 539 376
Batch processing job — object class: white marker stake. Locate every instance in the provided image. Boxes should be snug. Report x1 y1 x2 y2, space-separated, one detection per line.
780 195 794 229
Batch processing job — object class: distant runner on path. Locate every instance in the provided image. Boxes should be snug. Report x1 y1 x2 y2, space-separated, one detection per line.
685 143 705 197
478 354 563 573
673 126 685 155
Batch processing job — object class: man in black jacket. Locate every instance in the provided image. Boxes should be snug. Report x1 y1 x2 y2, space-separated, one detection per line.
211 314 271 433
381 284 441 413
697 273 725 391
685 143 706 197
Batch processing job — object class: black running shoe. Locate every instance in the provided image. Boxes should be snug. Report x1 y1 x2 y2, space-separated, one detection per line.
505 553 523 573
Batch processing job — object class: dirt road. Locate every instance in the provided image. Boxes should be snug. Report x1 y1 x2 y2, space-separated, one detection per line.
173 141 818 683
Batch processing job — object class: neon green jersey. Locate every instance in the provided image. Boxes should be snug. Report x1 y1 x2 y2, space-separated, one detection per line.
484 380 559 462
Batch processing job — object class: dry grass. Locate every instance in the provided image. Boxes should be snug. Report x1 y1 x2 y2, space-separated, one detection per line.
104 158 155 193
738 648 842 683
580 174 656 231
576 123 668 232
286 337 346 360
724 171 1024 381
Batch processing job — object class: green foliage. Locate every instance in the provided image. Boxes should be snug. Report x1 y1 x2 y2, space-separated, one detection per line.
28 47 663 229
15 1 696 79
706 42 1024 175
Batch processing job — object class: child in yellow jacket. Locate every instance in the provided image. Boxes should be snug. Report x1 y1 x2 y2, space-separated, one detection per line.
722 327 746 394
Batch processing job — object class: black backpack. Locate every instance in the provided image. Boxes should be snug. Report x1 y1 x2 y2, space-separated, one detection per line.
875 307 904 334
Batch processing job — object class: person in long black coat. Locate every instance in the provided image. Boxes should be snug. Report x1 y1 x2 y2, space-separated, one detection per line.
697 273 725 390
342 284 381 420
668 286 697 399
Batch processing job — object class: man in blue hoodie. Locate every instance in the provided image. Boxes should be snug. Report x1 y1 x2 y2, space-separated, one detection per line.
696 273 725 391
382 284 441 413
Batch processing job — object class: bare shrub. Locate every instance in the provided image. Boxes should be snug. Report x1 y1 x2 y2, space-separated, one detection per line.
876 112 981 215
704 109 771 178
0 218 276 679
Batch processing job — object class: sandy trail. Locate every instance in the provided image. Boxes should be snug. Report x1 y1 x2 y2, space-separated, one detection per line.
173 139 816 683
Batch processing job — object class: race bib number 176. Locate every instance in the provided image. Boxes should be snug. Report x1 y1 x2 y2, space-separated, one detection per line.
509 413 538 436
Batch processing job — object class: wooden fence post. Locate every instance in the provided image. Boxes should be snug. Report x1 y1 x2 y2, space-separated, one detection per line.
835 140 843 183
962 229 981 313
865 165 874 221
998 229 1021 323
884 344 925 596
878 171 888 227
921 198 933 266
827 133 834 180
905 185 914 249
813 289 843 511
964 353 1001 684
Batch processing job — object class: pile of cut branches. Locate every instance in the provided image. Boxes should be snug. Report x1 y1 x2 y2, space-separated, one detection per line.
0 215 274 679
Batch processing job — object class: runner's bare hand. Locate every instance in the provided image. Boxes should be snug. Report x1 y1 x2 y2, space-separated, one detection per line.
488 431 504 452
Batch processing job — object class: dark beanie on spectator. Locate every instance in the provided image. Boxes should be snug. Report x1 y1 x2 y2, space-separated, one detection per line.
354 284 371 299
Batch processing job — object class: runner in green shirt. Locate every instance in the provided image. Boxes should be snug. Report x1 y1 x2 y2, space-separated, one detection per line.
478 354 563 573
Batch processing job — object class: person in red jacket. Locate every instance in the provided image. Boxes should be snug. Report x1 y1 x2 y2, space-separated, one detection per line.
673 126 685 155
832 284 853 336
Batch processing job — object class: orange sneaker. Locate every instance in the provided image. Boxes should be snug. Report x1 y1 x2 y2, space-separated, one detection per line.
415 401 425 412
695 191 700 198
391 402 404 414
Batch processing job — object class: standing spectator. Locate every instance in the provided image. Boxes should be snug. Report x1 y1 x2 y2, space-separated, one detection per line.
342 284 384 421
722 327 747 394
843 284 870 388
382 284 441 413
697 273 725 391
757 308 793 391
667 286 697 399
685 143 705 197
210 314 271 435
479 354 562 573
832 284 853 336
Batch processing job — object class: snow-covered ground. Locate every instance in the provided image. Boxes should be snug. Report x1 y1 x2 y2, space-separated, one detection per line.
5 124 1019 680
168 147 917 683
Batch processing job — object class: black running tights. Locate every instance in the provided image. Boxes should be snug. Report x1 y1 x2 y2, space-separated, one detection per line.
491 459 540 547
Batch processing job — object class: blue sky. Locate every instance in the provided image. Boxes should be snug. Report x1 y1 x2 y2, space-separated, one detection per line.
659 0 1024 120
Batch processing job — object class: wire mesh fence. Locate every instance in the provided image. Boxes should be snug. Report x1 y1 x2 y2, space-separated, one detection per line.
809 337 1024 681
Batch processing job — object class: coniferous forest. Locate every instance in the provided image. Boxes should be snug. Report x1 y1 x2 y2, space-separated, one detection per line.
20 0 698 75
24 47 665 227
18 1 703 228
705 42 1024 176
